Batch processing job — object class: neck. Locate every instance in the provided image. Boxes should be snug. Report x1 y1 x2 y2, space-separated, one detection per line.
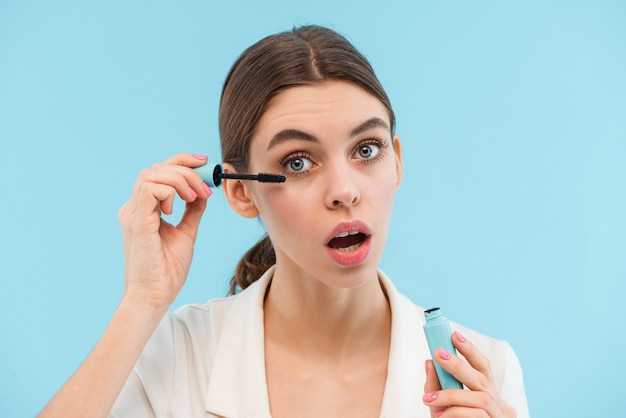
263 265 391 362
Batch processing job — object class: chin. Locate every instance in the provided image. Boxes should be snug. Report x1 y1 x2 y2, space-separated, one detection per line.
322 258 382 289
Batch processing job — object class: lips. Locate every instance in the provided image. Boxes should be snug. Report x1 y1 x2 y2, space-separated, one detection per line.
324 220 372 266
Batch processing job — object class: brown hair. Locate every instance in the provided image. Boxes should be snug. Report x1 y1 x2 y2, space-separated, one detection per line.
220 25 395 295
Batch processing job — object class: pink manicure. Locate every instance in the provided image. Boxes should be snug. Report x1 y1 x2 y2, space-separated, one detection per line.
194 154 208 160
423 392 437 402
435 409 445 417
202 182 212 196
456 331 466 343
190 187 198 198
438 348 451 360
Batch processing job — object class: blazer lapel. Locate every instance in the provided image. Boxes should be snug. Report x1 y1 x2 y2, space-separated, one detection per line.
205 268 275 418
378 271 432 417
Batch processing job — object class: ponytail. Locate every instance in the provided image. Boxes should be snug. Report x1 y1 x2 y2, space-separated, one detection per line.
229 234 276 295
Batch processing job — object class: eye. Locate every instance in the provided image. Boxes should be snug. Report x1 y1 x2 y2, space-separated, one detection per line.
288 158 308 171
354 141 382 160
281 153 314 174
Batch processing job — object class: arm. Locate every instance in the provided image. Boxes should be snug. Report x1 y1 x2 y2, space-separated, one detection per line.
38 298 167 418
38 153 212 418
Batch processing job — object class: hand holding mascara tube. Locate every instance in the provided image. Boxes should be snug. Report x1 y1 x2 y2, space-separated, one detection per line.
423 307 463 390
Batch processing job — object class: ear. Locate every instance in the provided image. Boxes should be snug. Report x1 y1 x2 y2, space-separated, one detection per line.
392 135 403 190
221 163 260 219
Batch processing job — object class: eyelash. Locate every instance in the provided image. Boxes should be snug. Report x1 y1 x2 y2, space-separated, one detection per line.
278 151 312 178
357 138 388 164
278 137 389 177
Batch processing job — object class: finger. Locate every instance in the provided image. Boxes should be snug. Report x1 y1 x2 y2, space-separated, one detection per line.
453 332 494 383
162 152 209 168
126 152 210 196
423 360 442 418
177 197 208 239
434 346 493 394
159 153 213 198
133 182 177 217
451 333 517 416
120 182 172 237
424 360 442 392
423 389 498 418
134 165 206 201
432 406 490 418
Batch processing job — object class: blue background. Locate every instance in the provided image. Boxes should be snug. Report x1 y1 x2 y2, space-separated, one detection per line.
1 1 625 416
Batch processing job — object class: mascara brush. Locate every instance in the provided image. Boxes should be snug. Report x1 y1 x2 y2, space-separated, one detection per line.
194 163 286 188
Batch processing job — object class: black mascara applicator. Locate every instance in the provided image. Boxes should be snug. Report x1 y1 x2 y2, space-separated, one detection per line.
194 163 286 188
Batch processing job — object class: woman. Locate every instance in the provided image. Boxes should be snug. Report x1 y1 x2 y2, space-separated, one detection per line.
40 25 529 418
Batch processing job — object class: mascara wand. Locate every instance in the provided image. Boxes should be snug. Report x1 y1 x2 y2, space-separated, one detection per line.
194 163 286 188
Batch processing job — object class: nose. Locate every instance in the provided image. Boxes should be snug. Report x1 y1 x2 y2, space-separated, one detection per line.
324 162 361 209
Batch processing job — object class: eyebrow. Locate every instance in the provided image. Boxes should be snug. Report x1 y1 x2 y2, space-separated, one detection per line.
350 117 390 137
266 117 390 151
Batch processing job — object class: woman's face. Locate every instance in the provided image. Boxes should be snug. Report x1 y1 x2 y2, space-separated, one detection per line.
236 80 402 288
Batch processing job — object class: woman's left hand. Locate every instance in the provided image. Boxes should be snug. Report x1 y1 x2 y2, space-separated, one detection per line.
423 331 517 418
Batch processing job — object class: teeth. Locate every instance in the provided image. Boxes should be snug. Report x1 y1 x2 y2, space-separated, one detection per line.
336 243 362 252
335 230 360 238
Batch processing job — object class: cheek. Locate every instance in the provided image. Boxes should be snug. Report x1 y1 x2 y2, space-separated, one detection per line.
374 186 396 216
254 187 316 230
369 174 399 221
374 164 400 198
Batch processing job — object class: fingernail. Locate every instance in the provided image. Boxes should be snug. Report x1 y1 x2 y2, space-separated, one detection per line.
190 187 198 198
456 331 466 343
202 182 212 196
435 409 445 417
423 392 437 402
438 348 451 360
194 154 208 160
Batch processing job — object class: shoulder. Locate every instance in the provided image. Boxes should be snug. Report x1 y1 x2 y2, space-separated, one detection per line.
142 268 273 366
379 270 529 417
168 295 237 340
133 295 239 384
138 293 241 373
113 270 274 416
114 295 246 416
450 322 513 369
380 269 520 375
450 321 528 416
407 295 524 388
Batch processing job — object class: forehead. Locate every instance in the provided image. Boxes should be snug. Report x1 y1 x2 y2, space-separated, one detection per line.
256 80 390 135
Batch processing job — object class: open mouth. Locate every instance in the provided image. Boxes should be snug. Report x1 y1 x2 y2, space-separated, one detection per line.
324 221 372 266
327 231 367 252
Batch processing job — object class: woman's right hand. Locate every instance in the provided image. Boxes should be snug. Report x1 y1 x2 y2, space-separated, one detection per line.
118 153 213 311
38 153 213 418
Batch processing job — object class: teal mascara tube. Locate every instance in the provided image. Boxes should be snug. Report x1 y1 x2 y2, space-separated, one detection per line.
423 307 463 390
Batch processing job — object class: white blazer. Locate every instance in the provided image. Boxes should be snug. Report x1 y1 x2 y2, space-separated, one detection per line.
111 267 529 418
